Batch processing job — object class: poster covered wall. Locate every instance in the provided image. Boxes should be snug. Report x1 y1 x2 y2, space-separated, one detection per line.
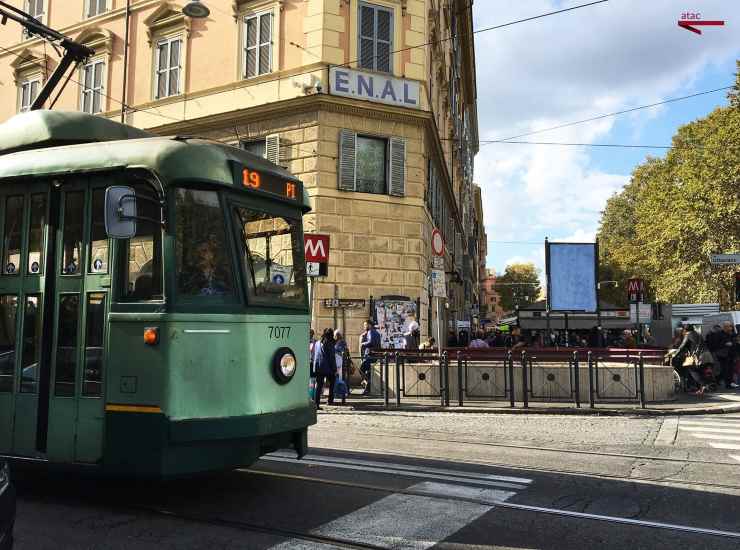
374 298 418 349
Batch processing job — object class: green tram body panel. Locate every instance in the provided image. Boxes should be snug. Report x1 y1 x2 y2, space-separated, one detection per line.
0 111 316 477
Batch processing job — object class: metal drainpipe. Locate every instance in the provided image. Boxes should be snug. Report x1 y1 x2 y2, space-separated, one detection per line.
120 0 131 123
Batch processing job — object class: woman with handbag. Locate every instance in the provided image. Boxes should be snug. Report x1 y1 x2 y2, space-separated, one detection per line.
672 325 708 395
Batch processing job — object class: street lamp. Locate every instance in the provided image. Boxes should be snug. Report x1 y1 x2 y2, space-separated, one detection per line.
182 0 210 18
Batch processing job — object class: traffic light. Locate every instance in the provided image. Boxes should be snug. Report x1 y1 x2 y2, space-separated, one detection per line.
735 272 740 303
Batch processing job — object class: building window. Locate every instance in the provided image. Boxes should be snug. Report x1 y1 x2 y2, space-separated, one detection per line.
26 0 43 19
243 11 273 78
356 136 387 194
85 0 107 17
18 77 41 112
358 3 393 73
80 59 105 114
241 140 266 158
155 36 182 99
338 129 405 197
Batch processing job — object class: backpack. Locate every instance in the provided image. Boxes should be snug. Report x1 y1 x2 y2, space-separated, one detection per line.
334 378 348 398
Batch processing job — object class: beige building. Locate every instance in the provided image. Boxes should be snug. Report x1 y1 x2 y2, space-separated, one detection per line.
0 0 479 350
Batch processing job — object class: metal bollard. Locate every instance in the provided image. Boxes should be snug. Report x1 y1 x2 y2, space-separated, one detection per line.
573 351 580 408
439 351 446 407
443 351 450 407
383 353 390 409
638 352 646 409
394 352 401 407
587 351 595 409
521 351 529 409
507 351 515 408
457 351 464 407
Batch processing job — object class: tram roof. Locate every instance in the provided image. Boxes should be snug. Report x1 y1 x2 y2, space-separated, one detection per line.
0 111 309 210
0 110 152 154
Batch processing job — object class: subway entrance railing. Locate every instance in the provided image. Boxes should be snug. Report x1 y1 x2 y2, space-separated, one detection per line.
359 348 669 410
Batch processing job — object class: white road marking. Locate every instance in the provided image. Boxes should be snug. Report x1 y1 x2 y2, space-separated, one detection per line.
689 433 740 441
263 455 528 491
267 451 532 485
708 442 740 450
679 426 740 434
730 455 740 464
268 481 516 550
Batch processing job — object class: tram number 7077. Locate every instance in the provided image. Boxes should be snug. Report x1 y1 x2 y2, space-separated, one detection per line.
268 326 291 339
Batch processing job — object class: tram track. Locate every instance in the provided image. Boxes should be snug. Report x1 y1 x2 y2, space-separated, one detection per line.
244 468 740 542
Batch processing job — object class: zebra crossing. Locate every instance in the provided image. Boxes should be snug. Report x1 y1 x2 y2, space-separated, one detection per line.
678 413 740 464
263 452 532 549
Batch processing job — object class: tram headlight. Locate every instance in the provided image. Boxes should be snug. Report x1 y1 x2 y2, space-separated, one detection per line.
272 348 297 384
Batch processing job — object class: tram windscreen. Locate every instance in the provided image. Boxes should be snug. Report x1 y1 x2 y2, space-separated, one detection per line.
232 207 307 307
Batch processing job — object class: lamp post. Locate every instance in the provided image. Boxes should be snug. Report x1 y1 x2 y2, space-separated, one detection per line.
120 0 131 123
182 0 210 18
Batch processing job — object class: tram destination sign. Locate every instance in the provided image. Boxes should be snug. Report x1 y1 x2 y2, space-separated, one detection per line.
229 160 302 201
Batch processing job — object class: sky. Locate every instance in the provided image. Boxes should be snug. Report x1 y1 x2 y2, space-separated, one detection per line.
472 0 740 278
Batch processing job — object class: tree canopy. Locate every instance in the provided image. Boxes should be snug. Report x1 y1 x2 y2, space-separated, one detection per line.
496 262 542 312
597 61 740 307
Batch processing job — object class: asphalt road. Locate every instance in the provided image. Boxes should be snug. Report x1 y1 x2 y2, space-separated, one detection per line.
10 411 740 549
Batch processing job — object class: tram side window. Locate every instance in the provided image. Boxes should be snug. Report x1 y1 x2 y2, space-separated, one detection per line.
27 193 46 275
20 295 41 393
175 189 235 297
61 191 84 275
120 182 163 301
88 189 108 273
54 294 79 397
232 207 306 307
2 195 23 276
0 295 18 393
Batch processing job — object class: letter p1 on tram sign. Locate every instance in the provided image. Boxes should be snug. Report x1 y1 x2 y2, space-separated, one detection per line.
304 234 330 277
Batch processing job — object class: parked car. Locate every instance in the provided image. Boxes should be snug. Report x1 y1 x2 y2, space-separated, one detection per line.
0 460 15 549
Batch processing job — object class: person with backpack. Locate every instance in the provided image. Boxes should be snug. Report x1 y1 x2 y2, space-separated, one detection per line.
313 328 337 409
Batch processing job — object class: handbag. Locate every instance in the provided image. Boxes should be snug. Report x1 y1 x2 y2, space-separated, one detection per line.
308 377 317 400
334 378 348 398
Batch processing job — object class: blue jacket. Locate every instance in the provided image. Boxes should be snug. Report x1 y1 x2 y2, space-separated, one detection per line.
360 328 381 356
313 340 337 375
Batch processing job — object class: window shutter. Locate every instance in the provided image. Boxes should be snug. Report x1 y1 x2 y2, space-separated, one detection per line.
359 5 375 69
375 7 392 73
389 137 405 197
338 129 356 191
259 12 272 74
265 134 280 165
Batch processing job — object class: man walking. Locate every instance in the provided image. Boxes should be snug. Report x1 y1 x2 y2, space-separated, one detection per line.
359 320 381 395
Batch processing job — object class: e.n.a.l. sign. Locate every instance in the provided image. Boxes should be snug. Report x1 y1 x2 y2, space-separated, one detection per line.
329 67 420 109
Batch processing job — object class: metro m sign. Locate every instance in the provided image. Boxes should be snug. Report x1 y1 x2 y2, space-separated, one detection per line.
304 234 330 263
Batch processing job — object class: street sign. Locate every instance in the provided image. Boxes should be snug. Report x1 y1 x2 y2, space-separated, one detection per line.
306 262 320 277
431 269 446 297
630 302 652 323
431 228 445 256
709 253 740 265
304 234 330 263
627 278 645 303
432 256 444 270
322 298 367 309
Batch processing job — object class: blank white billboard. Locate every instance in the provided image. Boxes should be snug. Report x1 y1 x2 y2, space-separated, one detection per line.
547 243 597 312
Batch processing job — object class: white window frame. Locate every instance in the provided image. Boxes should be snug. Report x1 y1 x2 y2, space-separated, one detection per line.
23 0 45 38
242 9 273 79
18 76 41 112
85 0 108 18
79 58 106 114
153 35 183 99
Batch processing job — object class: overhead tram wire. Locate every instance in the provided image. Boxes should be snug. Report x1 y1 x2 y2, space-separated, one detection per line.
485 85 734 145
477 139 740 151
0 0 609 125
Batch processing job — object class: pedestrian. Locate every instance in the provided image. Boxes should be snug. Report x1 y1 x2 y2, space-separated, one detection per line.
715 322 738 390
313 328 337 409
468 332 489 348
671 325 709 395
505 327 526 352
359 320 381 395
403 319 420 350
333 329 349 399
309 328 317 372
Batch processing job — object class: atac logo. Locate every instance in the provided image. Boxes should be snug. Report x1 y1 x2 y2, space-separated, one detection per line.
677 12 725 34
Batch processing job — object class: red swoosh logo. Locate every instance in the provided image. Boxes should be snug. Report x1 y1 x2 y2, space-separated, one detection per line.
678 20 725 34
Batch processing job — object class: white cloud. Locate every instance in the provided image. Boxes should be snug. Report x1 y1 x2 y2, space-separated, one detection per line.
474 0 740 271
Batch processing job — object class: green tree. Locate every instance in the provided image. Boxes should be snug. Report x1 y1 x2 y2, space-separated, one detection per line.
496 262 541 312
598 64 740 307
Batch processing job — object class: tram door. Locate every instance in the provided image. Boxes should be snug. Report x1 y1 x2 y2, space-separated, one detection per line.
0 176 110 463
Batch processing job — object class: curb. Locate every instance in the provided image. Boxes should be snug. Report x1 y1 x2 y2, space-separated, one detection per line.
335 402 740 417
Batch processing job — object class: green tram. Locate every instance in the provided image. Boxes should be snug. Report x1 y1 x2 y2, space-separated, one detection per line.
0 111 315 477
